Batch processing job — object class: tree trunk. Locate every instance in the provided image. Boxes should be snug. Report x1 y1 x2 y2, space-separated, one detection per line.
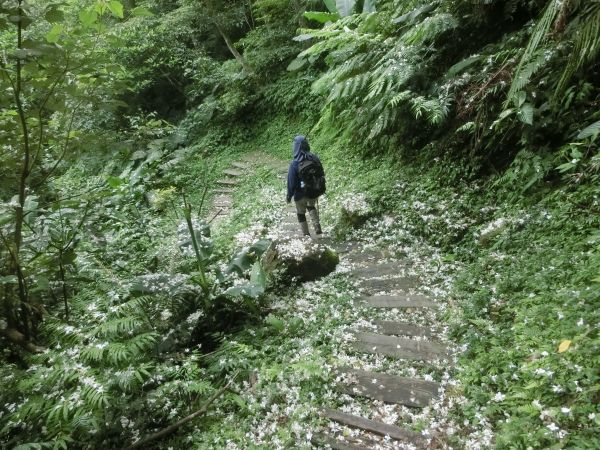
215 23 254 74
12 0 32 338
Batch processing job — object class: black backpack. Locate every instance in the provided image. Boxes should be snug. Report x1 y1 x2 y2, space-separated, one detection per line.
298 159 326 198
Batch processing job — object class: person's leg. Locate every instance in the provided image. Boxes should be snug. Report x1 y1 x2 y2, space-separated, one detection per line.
294 197 310 236
306 198 322 235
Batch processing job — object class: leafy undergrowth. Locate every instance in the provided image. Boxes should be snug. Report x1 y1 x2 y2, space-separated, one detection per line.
190 133 599 448
331 156 600 448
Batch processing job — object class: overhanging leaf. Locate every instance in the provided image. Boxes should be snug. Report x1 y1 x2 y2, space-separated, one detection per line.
79 9 98 27
45 6 64 23
108 1 124 19
576 119 600 141
46 24 63 43
363 0 376 13
323 0 337 14
446 55 483 78
392 4 436 25
131 6 154 17
287 57 307 71
303 11 340 23
336 0 356 17
517 103 534 125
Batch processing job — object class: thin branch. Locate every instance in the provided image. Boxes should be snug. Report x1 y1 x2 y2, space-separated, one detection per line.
122 375 238 450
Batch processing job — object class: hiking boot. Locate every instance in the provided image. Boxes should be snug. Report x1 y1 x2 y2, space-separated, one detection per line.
299 221 310 236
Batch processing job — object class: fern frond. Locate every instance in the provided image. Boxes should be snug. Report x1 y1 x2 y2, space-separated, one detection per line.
509 50 550 94
389 90 413 108
506 0 563 103
111 363 154 392
556 1 600 94
401 13 458 46
410 96 449 125
94 317 142 337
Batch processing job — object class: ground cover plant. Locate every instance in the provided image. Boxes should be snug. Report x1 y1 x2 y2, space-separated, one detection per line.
1 0 599 448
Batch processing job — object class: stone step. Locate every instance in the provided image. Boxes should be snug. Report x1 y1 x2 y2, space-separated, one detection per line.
349 262 409 278
223 168 244 177
321 408 423 444
311 433 378 450
351 332 448 361
213 195 232 203
339 368 440 407
359 276 419 293
357 294 437 309
212 188 234 194
344 249 392 264
371 320 432 338
216 179 239 187
231 161 251 170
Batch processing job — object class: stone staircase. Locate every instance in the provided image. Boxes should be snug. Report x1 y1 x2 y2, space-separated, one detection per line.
205 151 450 449
311 247 450 449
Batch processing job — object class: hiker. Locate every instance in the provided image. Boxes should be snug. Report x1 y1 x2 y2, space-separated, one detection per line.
286 135 326 237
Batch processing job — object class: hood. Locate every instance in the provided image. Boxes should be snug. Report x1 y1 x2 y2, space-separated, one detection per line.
292 135 310 161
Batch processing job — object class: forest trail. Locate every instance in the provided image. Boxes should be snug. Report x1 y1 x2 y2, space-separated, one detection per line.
309 244 449 449
210 156 453 449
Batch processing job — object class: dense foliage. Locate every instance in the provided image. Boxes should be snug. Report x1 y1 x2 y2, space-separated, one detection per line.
1 0 598 448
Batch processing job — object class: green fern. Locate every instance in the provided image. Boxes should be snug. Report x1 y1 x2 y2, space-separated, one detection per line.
556 1 600 93
506 0 563 104
508 0 600 102
401 13 458 45
410 95 450 125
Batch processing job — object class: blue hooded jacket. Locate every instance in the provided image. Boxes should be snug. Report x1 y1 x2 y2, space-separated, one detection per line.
287 135 321 202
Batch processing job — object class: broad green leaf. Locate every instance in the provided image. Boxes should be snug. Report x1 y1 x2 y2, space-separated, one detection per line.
446 55 483 78
46 24 63 43
265 315 285 332
227 239 271 275
514 91 527 108
303 11 340 23
131 6 154 17
45 6 64 23
106 176 123 188
336 0 356 17
576 119 600 141
363 0 376 13
393 4 436 24
287 57 307 71
323 0 337 13
0 213 13 226
498 108 514 121
108 1 124 19
250 262 266 289
224 282 264 298
8 14 33 28
79 9 98 27
517 103 534 125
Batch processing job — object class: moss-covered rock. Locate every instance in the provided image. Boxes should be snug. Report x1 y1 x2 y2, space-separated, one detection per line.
262 237 339 282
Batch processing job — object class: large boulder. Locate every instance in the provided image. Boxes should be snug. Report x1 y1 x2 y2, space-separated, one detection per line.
262 237 339 282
